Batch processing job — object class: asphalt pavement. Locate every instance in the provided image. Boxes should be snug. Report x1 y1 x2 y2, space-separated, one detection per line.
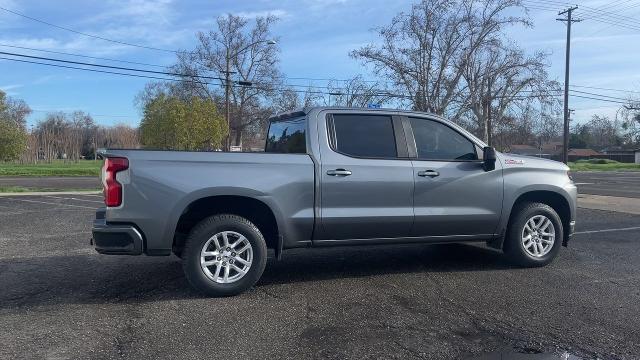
1 194 639 359
573 171 640 198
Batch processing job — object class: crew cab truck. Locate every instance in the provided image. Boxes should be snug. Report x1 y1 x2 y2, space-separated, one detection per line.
92 107 577 296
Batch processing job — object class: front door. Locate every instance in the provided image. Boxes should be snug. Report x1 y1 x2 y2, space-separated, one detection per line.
318 112 414 240
407 116 503 238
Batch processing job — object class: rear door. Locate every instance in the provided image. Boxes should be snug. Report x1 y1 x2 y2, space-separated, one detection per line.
406 116 503 238
317 112 414 240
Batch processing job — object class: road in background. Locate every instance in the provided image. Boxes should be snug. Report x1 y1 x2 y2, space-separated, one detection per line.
573 171 640 198
1 195 639 359
0 176 100 189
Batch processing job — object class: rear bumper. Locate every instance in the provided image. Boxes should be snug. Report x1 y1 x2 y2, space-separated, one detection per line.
92 208 143 255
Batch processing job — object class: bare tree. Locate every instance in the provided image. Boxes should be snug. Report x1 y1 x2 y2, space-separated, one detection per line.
172 14 283 147
326 75 393 108
463 43 561 144
621 99 640 146
351 0 528 116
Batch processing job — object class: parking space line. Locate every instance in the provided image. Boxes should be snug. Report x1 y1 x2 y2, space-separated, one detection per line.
575 226 640 235
44 195 104 204
0 198 97 209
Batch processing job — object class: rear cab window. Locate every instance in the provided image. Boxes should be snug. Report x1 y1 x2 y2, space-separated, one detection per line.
329 114 398 158
265 117 307 154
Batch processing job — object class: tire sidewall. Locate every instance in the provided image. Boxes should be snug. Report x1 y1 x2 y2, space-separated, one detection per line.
508 203 563 266
183 215 267 296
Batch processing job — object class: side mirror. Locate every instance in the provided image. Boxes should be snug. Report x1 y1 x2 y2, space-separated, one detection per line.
483 146 496 171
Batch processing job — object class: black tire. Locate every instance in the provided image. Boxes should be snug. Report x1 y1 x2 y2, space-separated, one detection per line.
504 202 563 267
182 214 267 297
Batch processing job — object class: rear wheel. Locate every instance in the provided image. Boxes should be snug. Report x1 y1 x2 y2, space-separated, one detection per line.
182 214 267 296
504 202 563 267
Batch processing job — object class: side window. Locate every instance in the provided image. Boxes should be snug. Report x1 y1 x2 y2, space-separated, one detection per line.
409 117 477 161
265 117 306 153
331 114 397 158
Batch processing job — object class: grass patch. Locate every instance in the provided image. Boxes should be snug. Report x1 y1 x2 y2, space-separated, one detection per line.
569 161 640 171
0 160 102 177
0 186 102 193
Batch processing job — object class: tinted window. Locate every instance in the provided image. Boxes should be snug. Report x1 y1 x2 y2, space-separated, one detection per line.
332 114 397 158
409 117 477 160
265 117 306 153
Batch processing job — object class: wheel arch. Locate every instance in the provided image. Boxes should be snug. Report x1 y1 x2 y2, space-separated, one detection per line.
494 188 573 250
171 194 282 258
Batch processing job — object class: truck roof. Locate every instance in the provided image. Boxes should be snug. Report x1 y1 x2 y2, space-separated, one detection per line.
268 106 441 122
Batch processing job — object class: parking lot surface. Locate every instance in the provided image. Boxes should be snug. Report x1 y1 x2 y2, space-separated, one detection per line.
1 194 639 359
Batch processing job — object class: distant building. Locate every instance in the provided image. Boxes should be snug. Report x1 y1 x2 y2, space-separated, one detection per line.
601 147 637 163
567 148 601 162
567 148 601 157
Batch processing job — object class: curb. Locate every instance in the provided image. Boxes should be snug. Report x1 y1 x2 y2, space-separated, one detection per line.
577 194 640 215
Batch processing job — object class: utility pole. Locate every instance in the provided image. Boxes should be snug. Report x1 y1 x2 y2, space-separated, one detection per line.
487 77 493 146
224 47 231 151
557 6 581 164
221 39 276 151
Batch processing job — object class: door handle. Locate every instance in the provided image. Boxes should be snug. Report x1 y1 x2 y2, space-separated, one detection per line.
418 170 439 177
327 169 352 176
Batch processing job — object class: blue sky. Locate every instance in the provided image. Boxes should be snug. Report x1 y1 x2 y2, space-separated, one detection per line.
0 0 639 127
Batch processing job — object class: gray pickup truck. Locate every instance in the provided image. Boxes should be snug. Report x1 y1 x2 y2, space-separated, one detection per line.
93 107 577 296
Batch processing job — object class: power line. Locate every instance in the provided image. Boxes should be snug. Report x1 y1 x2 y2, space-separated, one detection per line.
0 43 168 68
570 89 631 102
570 84 640 94
593 0 635 12
0 50 225 82
570 94 629 104
0 5 178 53
583 3 640 36
2 50 636 105
523 0 640 32
0 43 394 86
0 56 189 83
0 50 378 91
575 3 640 25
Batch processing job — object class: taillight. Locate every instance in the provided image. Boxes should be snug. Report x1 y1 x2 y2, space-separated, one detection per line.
102 157 129 207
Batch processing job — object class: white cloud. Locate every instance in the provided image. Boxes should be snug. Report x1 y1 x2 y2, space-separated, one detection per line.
233 9 289 19
0 84 22 91
0 0 192 57
83 0 176 26
0 0 21 29
0 83 22 96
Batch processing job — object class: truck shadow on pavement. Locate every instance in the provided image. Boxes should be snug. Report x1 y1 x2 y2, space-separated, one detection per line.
0 243 516 308
259 243 514 286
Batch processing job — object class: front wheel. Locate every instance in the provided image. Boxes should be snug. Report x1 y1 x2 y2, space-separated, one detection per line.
182 214 267 296
504 202 563 267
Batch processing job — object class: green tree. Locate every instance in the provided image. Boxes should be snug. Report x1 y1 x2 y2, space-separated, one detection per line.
140 94 227 150
0 90 29 161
